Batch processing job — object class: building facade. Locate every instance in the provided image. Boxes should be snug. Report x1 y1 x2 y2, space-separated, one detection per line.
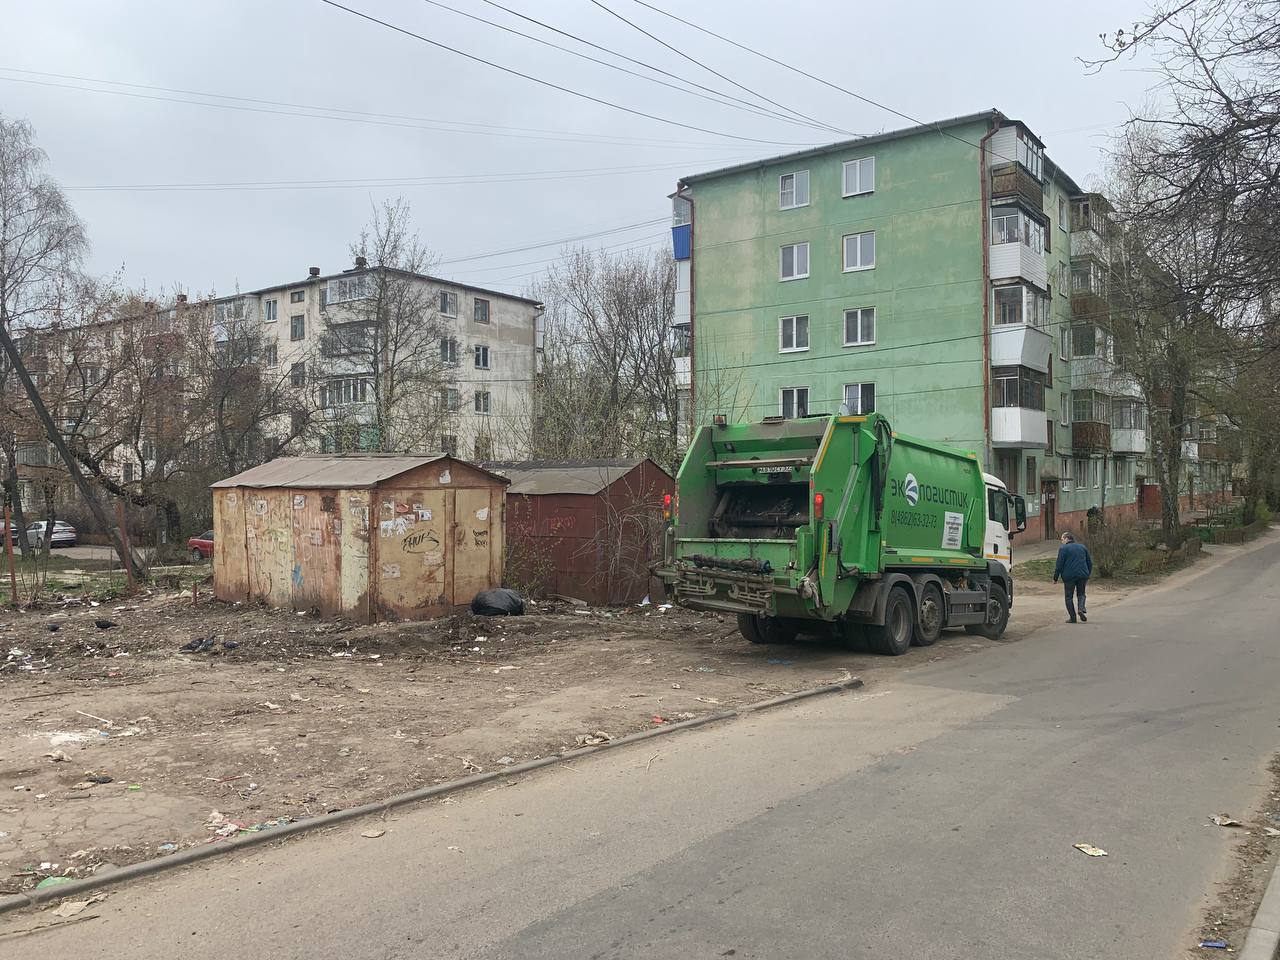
670 110 1233 541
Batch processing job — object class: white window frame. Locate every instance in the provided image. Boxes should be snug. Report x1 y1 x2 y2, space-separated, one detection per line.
474 390 492 415
842 156 875 197
290 314 305 341
779 170 809 210
779 242 809 281
440 337 459 365
290 290 305 304
842 382 876 415
473 343 491 370
842 231 875 272
1059 391 1069 426
1058 196 1067 232
473 297 490 324
263 299 278 322
780 386 809 420
1060 457 1072 491
778 314 809 353
440 290 458 317
843 306 875 346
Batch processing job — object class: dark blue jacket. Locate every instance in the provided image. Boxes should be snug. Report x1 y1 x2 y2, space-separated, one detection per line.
1054 541 1092 581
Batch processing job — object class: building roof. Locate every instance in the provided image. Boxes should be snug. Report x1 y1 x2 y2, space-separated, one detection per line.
212 453 508 489
679 110 1004 186
481 459 670 496
242 266 544 307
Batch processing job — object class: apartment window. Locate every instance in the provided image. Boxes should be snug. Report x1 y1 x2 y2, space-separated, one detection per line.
439 290 458 317
440 338 459 365
842 231 875 271
842 156 875 196
1070 324 1101 358
1060 457 1072 491
994 285 1023 325
263 299 278 322
780 386 809 419
438 388 461 413
1113 458 1126 488
440 434 458 457
1047 355 1053 388
1046 419 1056 456
474 436 494 460
323 275 372 305
1025 456 1038 495
214 299 245 323
290 315 305 341
474 390 492 414
779 170 809 209
843 307 875 346
1060 392 1069 425
473 344 490 369
290 290 305 304
322 377 370 407
842 382 876 414
779 242 809 280
991 208 1044 253
123 462 135 482
779 314 809 352
1113 399 1146 431
264 343 278 366
1015 127 1043 180
290 361 306 387
991 365 1045 410
1058 196 1067 232
1060 326 1070 359
1072 390 1110 423
473 298 490 324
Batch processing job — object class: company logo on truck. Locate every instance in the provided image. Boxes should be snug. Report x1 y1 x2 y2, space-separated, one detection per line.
889 474 970 510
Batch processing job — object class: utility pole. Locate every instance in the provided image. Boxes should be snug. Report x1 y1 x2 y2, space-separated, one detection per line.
0 319 148 580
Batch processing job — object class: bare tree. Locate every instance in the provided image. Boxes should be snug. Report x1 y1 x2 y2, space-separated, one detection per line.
320 199 452 453
0 113 145 576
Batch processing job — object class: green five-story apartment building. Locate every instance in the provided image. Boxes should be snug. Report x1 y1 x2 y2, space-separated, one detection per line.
667 109 1198 542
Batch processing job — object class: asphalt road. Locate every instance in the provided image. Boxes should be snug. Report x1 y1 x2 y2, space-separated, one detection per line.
8 533 1280 959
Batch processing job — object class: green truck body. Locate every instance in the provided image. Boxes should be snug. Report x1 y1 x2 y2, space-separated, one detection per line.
658 413 1024 655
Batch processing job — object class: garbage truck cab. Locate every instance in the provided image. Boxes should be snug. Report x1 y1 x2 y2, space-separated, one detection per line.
658 413 1027 656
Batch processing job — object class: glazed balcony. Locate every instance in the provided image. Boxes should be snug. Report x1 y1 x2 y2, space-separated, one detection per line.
1072 420 1111 453
991 162 1043 210
991 407 1048 448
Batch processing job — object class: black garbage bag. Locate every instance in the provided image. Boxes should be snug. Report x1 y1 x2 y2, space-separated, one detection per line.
471 587 525 616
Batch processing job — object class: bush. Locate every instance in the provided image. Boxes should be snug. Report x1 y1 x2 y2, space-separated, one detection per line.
1082 518 1146 578
1258 502 1273 524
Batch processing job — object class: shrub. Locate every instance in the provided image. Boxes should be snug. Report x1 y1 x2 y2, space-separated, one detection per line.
1082 518 1146 578
1258 502 1273 524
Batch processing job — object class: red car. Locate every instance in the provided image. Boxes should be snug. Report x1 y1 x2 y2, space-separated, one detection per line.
187 530 214 562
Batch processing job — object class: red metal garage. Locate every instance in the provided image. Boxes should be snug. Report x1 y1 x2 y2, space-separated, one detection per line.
484 459 674 605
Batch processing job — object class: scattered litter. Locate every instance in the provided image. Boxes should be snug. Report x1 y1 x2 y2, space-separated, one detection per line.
261 701 281 710
35 876 73 890
673 712 695 720
695 697 721 705
447 845 462 852
657 603 673 612
179 637 216 653
574 731 612 746
765 658 794 666
75 710 115 728
492 665 519 674
94 619 119 631
46 624 60 633
1263 827 1280 837
356 688 371 694
44 750 72 763
1072 843 1108 857
651 715 666 724
222 640 239 651
127 784 141 792
1210 815 1243 827
331 651 353 658
289 693 310 702
671 683 682 689
360 829 386 839
158 843 178 853
471 588 525 617
460 757 482 774
638 596 651 606
81 774 113 785
1198 940 1228 949
52 895 106 918
496 756 516 766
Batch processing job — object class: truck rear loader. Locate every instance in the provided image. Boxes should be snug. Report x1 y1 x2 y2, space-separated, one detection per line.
658 413 1027 655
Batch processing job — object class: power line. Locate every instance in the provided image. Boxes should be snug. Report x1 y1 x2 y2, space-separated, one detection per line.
586 0 853 138
0 68 754 151
65 157 748 193
439 218 668 266
315 0 826 146
414 0 837 134
625 0 1023 166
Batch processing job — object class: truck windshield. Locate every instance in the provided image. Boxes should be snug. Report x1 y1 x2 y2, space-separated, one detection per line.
709 483 809 540
988 488 1010 528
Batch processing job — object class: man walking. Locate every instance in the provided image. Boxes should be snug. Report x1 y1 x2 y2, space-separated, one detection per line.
1053 532 1093 624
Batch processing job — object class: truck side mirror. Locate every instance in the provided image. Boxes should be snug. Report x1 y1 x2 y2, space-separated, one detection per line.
1012 495 1027 533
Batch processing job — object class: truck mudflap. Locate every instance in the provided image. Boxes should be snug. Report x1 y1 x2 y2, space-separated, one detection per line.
666 563 779 615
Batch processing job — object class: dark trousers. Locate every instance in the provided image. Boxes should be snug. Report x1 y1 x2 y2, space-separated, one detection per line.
1063 578 1087 621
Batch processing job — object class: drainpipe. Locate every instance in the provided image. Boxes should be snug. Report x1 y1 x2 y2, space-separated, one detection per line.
979 117 1001 472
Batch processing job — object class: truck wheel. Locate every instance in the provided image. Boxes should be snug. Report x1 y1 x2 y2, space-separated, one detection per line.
835 619 866 652
737 613 766 644
964 584 1009 640
868 587 913 656
756 616 799 644
912 582 944 647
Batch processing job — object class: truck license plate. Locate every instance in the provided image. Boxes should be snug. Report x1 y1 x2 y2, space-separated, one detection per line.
755 465 791 474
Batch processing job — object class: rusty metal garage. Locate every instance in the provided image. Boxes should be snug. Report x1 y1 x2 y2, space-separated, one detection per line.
484 459 673 605
211 454 508 621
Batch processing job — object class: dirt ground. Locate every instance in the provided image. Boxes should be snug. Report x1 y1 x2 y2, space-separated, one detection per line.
0 576 1101 895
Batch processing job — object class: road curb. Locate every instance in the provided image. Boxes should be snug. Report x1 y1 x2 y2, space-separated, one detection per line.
1240 846 1280 960
0 674 864 916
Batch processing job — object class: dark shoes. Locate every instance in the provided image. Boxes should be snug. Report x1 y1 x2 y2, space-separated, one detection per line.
1066 618 1077 624
1080 613 1088 622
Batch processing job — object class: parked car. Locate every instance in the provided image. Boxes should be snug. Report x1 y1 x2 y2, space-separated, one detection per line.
187 530 214 562
27 520 78 548
3 521 20 545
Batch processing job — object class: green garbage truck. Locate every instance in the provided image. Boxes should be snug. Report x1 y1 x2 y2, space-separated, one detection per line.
657 413 1027 655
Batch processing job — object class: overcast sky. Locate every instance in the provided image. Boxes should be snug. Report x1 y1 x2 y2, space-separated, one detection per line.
4 0 1159 299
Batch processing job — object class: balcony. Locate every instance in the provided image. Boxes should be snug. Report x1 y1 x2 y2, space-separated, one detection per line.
990 241 1047 288
1181 440 1199 462
991 323 1051 369
991 407 1047 448
1111 428 1146 454
1072 420 1111 452
674 355 691 389
1198 441 1222 461
991 163 1043 210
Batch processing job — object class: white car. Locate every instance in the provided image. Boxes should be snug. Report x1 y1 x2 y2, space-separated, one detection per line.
27 521 78 548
